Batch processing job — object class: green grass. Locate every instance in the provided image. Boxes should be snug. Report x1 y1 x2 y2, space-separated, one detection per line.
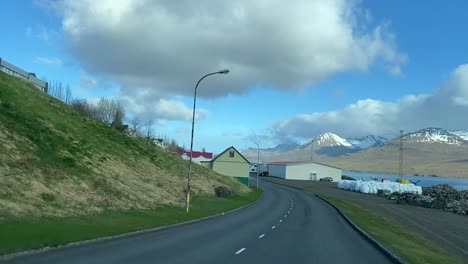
0 72 237 181
0 189 262 256
321 196 462 264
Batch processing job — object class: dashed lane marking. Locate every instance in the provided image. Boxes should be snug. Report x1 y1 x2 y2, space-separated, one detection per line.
235 248 246 255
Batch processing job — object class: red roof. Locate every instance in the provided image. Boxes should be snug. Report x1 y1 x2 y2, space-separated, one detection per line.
177 151 213 159
267 161 301 165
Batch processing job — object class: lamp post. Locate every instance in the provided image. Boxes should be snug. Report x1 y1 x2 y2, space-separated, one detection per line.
254 142 260 188
186 69 230 213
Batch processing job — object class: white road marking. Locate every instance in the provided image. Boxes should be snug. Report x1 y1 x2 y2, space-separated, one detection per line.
284 214 287 217
280 219 283 223
259 234 265 239
272 226 276 229
288 211 290 213
235 248 246 255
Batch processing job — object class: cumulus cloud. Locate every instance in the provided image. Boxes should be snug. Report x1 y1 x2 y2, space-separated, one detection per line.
274 64 468 139
46 0 406 122
119 95 208 122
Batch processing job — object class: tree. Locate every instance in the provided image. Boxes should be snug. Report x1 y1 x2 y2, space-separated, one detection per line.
95 98 126 127
143 120 155 144
64 84 73 104
70 99 97 118
129 117 142 136
110 102 126 131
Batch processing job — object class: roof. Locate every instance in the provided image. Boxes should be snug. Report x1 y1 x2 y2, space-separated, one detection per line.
176 151 213 159
267 161 301 165
267 160 342 170
211 146 250 164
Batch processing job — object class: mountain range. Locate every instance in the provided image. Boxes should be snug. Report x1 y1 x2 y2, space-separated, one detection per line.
242 128 468 178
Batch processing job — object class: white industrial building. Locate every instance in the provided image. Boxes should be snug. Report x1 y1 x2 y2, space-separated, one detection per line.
267 161 342 182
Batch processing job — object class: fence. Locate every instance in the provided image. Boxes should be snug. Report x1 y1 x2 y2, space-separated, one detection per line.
0 57 48 92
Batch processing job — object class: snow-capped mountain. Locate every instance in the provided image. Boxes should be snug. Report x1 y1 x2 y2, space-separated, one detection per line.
451 129 468 141
402 128 466 145
347 135 388 149
301 132 353 148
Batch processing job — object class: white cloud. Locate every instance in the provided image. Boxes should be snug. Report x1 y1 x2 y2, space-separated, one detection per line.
119 95 208 123
274 64 468 139
35 56 63 65
46 0 408 123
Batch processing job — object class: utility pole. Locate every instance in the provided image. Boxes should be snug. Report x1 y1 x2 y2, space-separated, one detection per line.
399 130 404 177
310 139 314 162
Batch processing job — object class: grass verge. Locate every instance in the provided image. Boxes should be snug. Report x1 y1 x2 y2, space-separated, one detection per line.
321 196 461 264
0 189 262 256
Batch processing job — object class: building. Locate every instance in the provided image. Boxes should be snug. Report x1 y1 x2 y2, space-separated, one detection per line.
267 161 342 182
0 57 48 92
201 146 250 185
177 150 213 164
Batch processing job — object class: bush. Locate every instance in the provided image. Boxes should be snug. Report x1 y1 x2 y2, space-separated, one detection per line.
214 186 235 197
40 193 56 202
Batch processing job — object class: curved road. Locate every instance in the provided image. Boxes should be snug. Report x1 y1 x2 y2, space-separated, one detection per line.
3 182 393 264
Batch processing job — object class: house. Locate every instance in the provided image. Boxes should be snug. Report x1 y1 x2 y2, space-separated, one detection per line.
201 146 250 185
177 150 213 164
267 161 342 182
0 58 48 92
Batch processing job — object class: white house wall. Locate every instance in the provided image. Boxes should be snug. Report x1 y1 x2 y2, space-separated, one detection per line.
285 163 342 182
268 164 287 178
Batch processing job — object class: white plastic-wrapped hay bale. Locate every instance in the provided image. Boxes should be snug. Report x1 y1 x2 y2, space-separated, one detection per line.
336 179 424 195
360 183 370 194
354 180 362 192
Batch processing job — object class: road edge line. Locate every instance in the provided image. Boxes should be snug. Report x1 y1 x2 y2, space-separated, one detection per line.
263 179 406 264
0 190 264 261
314 194 407 264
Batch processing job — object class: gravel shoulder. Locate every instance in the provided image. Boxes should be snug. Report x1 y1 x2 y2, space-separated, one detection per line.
263 177 468 263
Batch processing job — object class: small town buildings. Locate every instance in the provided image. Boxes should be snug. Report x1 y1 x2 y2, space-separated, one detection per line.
267 161 342 182
0 58 48 92
201 146 250 185
177 150 213 164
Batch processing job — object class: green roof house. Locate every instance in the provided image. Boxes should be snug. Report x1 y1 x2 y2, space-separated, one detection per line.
201 146 250 185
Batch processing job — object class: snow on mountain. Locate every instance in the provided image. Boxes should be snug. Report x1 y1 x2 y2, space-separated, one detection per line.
313 132 353 148
402 128 466 145
347 135 388 149
450 129 468 141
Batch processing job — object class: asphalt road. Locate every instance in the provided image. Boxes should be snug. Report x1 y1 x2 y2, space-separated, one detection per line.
2 182 393 264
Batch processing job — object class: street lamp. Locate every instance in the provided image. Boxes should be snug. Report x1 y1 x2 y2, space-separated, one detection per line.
186 69 230 213
254 142 260 188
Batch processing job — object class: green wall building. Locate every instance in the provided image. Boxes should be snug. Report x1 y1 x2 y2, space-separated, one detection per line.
201 146 250 185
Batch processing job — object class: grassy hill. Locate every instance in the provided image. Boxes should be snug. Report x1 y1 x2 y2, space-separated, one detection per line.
320 141 468 178
0 72 248 220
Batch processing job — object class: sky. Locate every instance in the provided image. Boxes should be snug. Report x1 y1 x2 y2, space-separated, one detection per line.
1 0 468 153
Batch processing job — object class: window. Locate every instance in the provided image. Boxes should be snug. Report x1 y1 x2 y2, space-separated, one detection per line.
229 151 235 157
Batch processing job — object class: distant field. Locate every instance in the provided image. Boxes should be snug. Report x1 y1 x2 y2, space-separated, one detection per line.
0 189 262 256
320 143 468 179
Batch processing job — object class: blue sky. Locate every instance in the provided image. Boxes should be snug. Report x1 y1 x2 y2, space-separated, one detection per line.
1 0 468 153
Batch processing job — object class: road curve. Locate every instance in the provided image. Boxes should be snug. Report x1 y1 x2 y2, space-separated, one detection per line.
3 181 393 264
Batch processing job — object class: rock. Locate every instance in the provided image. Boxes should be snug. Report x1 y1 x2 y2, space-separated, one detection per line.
389 184 468 216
